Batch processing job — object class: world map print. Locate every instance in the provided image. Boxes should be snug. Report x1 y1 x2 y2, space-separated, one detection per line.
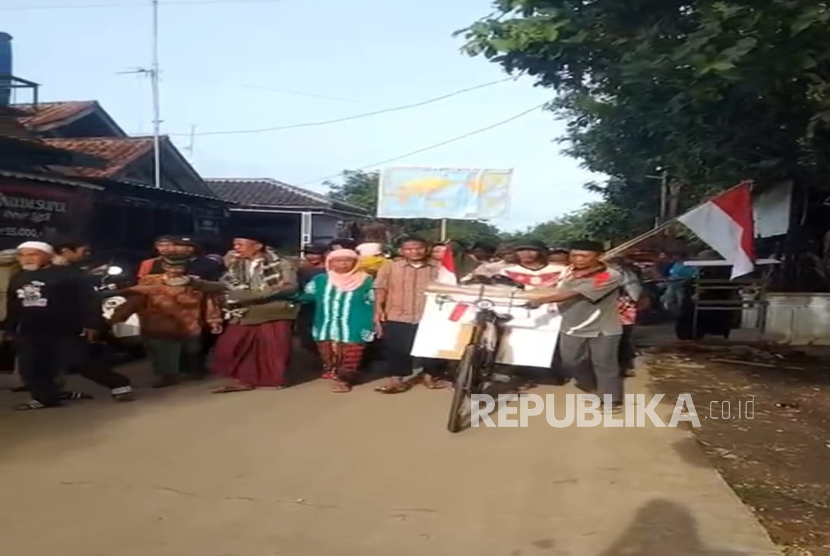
377 167 512 220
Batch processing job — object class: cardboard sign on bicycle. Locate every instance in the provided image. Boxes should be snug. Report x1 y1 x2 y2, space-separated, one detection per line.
411 293 561 368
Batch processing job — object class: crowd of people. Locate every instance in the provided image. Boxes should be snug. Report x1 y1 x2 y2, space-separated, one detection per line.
2 233 649 412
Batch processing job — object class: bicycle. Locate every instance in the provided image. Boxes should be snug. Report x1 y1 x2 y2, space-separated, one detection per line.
428 278 541 433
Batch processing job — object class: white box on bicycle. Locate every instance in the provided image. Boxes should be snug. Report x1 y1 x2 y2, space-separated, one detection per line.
411 292 561 368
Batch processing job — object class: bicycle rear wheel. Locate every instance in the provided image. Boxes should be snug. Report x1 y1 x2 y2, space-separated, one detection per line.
447 344 477 433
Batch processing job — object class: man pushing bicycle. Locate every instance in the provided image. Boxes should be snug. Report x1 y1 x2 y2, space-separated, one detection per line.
525 240 624 411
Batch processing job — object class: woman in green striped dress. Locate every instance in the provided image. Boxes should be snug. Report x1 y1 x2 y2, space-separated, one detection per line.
300 249 376 392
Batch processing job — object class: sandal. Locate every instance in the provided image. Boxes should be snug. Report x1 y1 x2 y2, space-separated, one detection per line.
211 384 256 394
59 390 95 401
374 379 412 394
331 381 352 393
111 386 135 402
14 400 52 411
423 376 451 390
321 371 335 380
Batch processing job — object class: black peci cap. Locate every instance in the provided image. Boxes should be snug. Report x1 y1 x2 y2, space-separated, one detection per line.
302 243 328 255
513 239 549 252
234 233 270 247
174 236 198 247
568 240 605 253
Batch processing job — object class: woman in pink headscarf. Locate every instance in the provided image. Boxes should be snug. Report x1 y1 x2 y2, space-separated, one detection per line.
299 249 377 392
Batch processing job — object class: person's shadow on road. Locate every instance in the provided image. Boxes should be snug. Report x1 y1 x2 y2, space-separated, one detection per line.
597 499 760 556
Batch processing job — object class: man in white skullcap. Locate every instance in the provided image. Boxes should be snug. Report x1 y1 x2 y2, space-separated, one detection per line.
15 241 54 268
1 241 134 410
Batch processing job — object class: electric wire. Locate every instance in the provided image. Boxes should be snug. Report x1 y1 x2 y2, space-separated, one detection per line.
173 76 516 136
297 102 547 186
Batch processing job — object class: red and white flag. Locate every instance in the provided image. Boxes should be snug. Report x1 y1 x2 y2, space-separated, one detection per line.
677 182 756 279
437 242 459 285
436 241 471 321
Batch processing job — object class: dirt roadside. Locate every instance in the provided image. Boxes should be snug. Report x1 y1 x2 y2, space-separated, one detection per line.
647 343 830 556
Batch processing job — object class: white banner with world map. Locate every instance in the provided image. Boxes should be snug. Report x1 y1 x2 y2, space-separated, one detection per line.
377 166 512 220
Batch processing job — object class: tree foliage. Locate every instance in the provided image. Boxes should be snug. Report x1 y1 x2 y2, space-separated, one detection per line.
503 201 640 246
325 170 502 246
327 170 380 214
460 1 830 216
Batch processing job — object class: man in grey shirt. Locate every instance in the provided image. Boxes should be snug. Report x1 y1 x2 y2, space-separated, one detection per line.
527 240 624 407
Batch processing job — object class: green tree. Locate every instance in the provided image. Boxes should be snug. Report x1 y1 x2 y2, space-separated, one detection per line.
326 170 380 213
504 201 640 246
460 1 830 210
428 220 502 246
325 170 502 246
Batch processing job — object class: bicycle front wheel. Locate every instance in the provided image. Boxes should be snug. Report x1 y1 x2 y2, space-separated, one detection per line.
447 344 477 433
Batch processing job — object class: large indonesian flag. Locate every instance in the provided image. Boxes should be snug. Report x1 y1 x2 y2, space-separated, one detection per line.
677 182 756 279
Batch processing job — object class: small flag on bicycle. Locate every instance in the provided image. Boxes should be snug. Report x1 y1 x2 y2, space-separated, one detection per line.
448 302 470 322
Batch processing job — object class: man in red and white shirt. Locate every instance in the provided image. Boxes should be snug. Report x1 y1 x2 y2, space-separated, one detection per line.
499 240 566 290
484 240 569 388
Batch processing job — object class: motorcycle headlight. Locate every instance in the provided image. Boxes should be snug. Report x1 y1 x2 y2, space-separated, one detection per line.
475 299 495 310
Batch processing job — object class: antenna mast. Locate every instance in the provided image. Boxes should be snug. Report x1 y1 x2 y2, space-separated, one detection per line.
185 124 197 159
151 0 161 188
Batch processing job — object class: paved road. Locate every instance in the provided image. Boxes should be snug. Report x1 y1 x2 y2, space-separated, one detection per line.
0 361 780 556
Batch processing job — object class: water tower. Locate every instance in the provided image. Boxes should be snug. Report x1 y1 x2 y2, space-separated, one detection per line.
0 33 40 107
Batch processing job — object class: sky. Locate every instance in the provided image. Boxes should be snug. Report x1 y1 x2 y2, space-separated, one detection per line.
2 0 599 230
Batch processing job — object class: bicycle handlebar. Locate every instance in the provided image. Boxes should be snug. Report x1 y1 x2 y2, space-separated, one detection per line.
424 281 554 302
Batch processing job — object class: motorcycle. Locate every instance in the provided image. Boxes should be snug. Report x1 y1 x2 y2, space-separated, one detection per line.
96 265 142 349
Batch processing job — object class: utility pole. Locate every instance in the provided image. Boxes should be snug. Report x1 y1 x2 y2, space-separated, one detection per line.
668 179 682 220
646 171 670 226
151 0 161 189
658 170 668 225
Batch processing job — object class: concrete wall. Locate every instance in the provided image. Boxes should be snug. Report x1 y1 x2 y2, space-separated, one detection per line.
763 293 830 345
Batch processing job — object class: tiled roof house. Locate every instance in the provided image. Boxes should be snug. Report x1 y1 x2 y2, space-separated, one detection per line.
206 178 368 249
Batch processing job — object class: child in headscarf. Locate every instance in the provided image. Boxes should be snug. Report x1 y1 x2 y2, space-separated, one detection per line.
300 249 376 392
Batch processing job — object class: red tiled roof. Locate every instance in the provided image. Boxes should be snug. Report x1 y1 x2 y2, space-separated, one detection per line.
42 137 153 178
14 101 97 132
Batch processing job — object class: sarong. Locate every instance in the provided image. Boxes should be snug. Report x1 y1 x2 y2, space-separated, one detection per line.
212 320 293 387
316 341 365 384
